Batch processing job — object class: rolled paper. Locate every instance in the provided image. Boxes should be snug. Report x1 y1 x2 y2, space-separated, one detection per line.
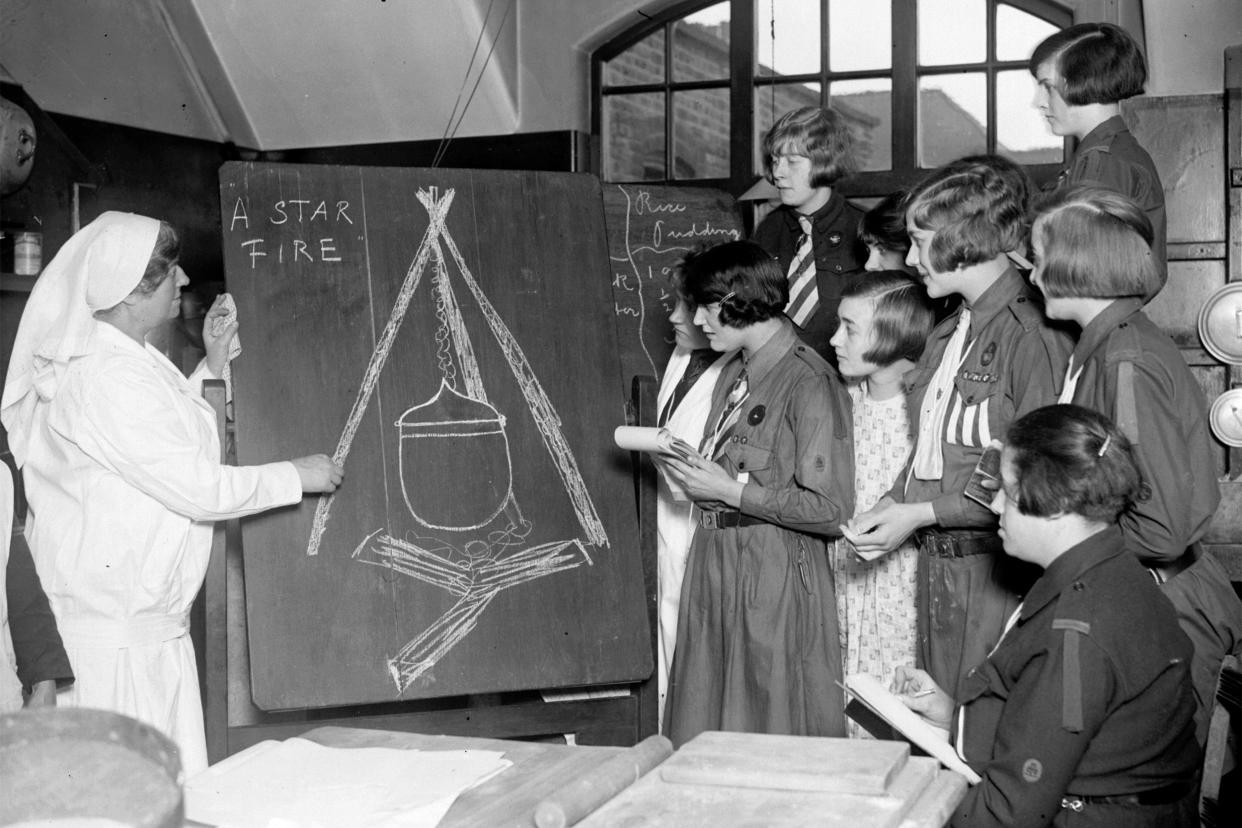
613 425 674 454
532 734 674 828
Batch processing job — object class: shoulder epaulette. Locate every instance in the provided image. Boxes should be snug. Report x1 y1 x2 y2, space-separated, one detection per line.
1101 320 1144 364
1113 360 1140 446
1007 291 1044 330
791 342 832 375
1051 613 1092 733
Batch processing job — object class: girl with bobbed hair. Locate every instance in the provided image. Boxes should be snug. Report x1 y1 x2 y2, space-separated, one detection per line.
1029 22 1166 293
661 240 855 746
1030 185 1242 746
896 405 1201 828
827 272 933 730
847 159 1071 701
760 106 858 189
1032 186 1158 301
857 191 913 273
1002 404 1140 523
904 163 1028 276
752 106 865 364
677 239 789 327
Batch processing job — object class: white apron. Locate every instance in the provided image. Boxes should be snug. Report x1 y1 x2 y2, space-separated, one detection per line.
22 323 300 773
654 346 730 726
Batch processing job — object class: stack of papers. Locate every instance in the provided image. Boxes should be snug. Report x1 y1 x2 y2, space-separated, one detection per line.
185 738 511 827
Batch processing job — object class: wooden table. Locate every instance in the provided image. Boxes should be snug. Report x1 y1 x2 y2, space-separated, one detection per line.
302 725 625 827
266 726 968 827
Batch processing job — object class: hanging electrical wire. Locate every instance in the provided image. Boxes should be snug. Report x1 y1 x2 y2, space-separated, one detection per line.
768 0 776 132
433 0 498 167
432 0 516 168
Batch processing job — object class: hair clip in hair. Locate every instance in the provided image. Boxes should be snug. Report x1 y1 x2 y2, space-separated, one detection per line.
1097 434 1111 457
721 291 736 304
1006 250 1034 271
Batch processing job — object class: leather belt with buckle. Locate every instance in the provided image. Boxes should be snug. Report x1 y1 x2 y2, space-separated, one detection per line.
1062 777 1193 809
916 530 1002 558
699 511 766 530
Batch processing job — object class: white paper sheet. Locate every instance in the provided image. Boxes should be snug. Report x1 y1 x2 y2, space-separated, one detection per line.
185 738 511 827
844 673 982 785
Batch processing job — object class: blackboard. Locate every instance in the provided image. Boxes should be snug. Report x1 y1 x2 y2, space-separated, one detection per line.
219 162 650 710
604 184 743 385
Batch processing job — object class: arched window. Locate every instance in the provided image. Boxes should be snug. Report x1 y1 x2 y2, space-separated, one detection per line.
592 0 1073 198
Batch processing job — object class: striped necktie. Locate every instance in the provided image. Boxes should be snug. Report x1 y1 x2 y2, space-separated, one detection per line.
699 369 749 459
912 308 973 480
784 215 819 328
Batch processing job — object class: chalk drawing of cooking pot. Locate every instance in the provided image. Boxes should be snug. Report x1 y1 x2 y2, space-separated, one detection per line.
397 379 513 531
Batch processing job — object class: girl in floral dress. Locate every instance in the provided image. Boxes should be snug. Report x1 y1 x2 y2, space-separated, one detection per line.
828 271 934 736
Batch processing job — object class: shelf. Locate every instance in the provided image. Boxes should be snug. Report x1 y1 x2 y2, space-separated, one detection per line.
0 272 39 292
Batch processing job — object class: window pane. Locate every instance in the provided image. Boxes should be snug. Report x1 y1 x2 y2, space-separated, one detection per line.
996 3 1059 62
829 0 891 71
757 0 820 77
918 0 984 66
753 82 822 173
603 29 665 87
996 70 1062 164
918 73 987 167
673 88 731 179
673 2 731 82
830 79 892 171
603 92 666 181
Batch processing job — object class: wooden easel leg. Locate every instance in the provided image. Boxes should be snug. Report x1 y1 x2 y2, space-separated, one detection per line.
632 374 660 740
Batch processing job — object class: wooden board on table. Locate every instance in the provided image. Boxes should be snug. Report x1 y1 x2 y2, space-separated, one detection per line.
580 731 952 828
657 730 908 794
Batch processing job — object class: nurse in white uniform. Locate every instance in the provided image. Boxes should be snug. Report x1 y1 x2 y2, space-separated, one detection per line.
1 212 342 773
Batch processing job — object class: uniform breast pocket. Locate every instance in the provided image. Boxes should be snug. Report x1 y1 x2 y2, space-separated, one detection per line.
946 374 1000 449
724 440 775 482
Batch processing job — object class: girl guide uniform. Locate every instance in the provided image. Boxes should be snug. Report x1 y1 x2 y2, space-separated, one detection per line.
1 212 302 773
952 527 1199 827
664 323 854 745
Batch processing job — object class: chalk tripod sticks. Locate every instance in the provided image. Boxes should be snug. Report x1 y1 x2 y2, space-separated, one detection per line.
533 734 674 828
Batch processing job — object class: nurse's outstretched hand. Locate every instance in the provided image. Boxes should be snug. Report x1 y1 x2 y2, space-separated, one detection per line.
291 454 345 493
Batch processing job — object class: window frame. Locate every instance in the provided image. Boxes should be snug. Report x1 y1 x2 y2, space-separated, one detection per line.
591 0 1073 199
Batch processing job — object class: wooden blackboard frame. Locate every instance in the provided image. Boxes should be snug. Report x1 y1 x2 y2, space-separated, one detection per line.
603 183 742 388
193 378 662 762
193 161 667 756
219 163 650 710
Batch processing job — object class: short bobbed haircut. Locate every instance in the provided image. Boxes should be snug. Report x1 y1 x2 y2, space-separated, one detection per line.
948 154 1035 218
133 222 181 296
1032 185 1159 300
857 191 910 254
1004 404 1139 524
1028 23 1147 106
840 271 934 366
762 106 858 188
905 160 1027 273
680 240 787 328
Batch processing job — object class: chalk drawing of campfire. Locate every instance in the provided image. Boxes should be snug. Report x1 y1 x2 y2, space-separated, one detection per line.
305 186 605 692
